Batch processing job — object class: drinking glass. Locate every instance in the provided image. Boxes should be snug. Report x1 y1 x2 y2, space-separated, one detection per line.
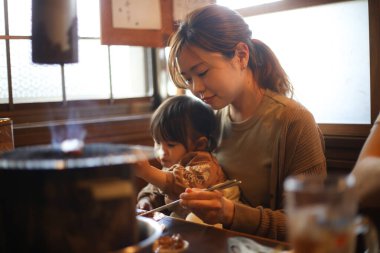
284 174 378 253
0 118 14 154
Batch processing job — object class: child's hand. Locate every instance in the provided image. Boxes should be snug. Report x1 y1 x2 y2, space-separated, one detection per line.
133 150 151 178
136 197 153 211
134 159 152 177
133 150 167 189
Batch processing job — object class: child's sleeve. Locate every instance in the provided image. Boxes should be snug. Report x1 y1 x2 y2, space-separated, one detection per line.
136 183 165 209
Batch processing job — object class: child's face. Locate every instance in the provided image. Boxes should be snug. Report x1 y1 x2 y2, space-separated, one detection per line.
154 140 187 168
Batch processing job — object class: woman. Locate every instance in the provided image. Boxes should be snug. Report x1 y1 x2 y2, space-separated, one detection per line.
167 5 326 241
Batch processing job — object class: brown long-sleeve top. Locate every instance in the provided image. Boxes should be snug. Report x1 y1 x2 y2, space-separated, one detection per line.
215 89 327 241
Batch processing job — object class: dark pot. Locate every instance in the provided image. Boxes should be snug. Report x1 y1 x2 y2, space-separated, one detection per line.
0 143 154 253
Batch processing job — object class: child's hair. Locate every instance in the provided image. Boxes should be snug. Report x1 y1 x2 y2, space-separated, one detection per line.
150 95 218 152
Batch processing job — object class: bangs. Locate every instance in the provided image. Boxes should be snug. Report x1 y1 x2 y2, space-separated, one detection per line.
168 36 190 89
150 109 189 149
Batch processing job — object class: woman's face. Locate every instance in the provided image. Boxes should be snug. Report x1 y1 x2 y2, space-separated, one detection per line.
177 45 247 110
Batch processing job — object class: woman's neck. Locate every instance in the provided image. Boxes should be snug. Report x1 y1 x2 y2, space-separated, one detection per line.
229 78 265 122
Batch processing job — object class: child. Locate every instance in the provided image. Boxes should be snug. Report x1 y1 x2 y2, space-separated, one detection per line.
135 95 239 224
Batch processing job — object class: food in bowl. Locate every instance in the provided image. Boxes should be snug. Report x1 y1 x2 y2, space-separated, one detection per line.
152 234 188 252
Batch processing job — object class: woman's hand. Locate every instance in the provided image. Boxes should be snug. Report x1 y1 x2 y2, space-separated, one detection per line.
179 188 235 227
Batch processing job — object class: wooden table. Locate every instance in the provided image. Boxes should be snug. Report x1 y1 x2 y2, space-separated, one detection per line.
156 216 290 253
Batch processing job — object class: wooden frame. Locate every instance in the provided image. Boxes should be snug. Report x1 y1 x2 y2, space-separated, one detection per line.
99 0 174 47
368 0 380 123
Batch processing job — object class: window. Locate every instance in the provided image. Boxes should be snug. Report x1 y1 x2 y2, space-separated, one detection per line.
217 0 371 125
217 0 282 9
0 0 150 104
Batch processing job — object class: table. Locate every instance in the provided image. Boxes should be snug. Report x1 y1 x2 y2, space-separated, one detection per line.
156 216 290 253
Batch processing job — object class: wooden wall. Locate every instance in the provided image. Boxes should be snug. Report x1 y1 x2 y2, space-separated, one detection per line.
12 114 153 147
324 135 366 174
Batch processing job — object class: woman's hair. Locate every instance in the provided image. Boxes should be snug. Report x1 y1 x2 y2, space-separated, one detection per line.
150 95 218 152
168 4 293 97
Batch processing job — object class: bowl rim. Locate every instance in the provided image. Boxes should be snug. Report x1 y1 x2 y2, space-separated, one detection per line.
0 143 154 170
111 216 163 253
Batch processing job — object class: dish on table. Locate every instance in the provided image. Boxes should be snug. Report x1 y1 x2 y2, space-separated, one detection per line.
152 233 189 253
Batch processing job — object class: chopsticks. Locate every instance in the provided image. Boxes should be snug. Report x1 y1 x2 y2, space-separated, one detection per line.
137 179 242 217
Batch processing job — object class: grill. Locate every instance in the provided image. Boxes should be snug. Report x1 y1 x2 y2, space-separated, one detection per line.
0 143 157 253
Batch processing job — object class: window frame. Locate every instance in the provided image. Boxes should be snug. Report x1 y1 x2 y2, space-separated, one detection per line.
0 0 159 129
234 0 379 137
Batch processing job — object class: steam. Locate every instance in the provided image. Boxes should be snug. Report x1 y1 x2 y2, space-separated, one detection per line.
50 121 86 153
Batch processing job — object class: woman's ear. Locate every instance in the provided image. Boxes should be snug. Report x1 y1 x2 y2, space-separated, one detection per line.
234 42 249 70
194 136 209 151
